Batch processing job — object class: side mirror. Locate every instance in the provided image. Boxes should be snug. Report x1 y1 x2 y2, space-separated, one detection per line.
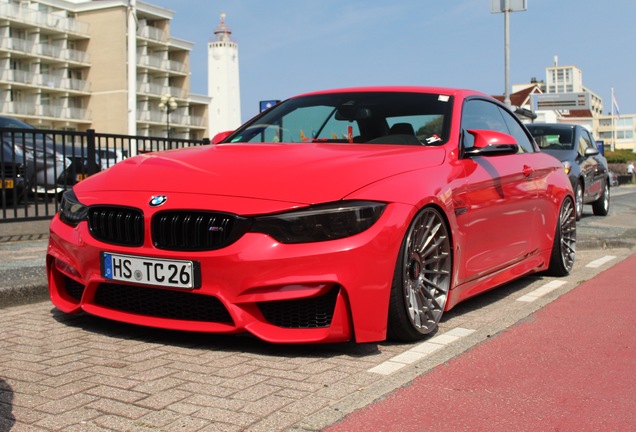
463 129 519 157
584 147 600 157
212 130 234 144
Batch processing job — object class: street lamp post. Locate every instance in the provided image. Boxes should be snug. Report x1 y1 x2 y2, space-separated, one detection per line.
491 0 527 107
158 94 177 138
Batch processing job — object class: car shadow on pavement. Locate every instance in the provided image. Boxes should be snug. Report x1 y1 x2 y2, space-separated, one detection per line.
48 307 382 359
441 273 543 323
0 378 16 431
47 273 545 359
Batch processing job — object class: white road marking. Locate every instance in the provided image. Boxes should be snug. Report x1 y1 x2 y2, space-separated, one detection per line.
586 255 617 268
368 327 476 375
517 280 567 303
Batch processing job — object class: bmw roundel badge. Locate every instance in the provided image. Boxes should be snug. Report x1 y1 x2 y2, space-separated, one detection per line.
149 195 168 207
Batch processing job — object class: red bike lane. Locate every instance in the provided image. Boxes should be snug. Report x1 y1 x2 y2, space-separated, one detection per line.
327 252 636 431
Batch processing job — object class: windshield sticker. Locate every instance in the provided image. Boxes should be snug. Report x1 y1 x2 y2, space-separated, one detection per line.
426 135 442 144
438 95 450 102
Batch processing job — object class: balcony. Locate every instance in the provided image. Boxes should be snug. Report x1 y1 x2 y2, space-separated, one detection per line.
62 48 91 65
138 54 164 69
137 81 167 96
137 25 167 43
1 70 91 94
137 109 200 128
0 37 33 54
1 69 31 85
0 38 90 65
0 3 90 37
165 59 186 74
137 109 164 123
64 78 91 93
137 55 186 75
186 116 206 127
36 74 63 89
2 101 91 121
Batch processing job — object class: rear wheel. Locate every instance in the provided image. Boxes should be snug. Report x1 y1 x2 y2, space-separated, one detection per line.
387 207 452 342
592 180 610 216
547 196 576 276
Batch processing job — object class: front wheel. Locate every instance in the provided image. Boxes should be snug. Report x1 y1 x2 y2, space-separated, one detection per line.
592 180 610 216
546 196 577 276
387 207 452 342
574 182 583 221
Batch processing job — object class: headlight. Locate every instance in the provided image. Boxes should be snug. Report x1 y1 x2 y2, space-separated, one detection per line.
562 161 572 175
251 201 386 244
59 189 89 227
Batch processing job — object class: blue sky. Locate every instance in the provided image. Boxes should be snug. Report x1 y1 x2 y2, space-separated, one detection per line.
148 0 636 122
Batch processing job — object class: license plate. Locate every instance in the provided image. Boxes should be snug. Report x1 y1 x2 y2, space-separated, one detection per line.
1 179 14 189
102 252 200 289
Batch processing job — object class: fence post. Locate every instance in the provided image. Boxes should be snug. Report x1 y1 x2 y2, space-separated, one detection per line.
86 129 99 175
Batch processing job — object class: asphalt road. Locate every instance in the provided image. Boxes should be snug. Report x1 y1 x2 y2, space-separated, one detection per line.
0 185 634 431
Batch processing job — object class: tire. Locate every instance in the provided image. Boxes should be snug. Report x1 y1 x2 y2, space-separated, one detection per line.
592 180 610 216
574 181 583 221
546 196 577 276
387 207 452 342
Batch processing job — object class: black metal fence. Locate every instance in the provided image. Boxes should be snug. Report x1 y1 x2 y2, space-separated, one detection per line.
1 127 210 222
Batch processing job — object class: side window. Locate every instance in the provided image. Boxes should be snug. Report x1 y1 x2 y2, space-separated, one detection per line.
461 99 534 153
461 99 509 149
498 107 535 153
578 131 589 156
585 131 597 149
579 130 594 155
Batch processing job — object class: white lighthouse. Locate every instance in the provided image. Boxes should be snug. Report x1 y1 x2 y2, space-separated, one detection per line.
208 13 241 136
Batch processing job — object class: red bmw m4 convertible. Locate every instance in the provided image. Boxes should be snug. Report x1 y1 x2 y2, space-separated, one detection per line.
47 87 576 344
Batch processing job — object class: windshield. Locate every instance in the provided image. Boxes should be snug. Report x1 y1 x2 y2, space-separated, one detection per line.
527 126 574 151
227 92 453 146
0 117 34 129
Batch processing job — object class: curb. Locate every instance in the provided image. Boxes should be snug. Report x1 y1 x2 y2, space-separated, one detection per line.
0 283 49 308
1 238 633 310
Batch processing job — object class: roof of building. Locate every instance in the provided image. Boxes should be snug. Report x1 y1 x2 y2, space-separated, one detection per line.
493 85 542 107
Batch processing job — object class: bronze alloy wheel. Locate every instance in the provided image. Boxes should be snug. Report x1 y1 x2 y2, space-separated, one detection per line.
388 207 452 341
548 196 577 276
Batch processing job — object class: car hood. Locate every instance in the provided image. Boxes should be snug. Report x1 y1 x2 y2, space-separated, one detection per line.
79 143 446 205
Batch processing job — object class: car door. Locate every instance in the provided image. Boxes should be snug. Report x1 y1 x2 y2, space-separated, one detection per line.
453 98 542 285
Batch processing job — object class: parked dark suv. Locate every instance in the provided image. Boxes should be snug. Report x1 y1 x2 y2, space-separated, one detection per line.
527 123 610 220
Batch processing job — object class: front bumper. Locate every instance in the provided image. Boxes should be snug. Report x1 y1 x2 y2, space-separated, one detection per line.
47 202 414 343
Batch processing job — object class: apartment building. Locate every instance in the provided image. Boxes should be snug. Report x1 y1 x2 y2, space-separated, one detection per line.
0 0 209 139
595 114 635 152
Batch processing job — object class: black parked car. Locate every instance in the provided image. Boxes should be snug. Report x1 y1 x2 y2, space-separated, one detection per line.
1 140 28 204
527 123 610 220
0 116 69 194
0 116 99 195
